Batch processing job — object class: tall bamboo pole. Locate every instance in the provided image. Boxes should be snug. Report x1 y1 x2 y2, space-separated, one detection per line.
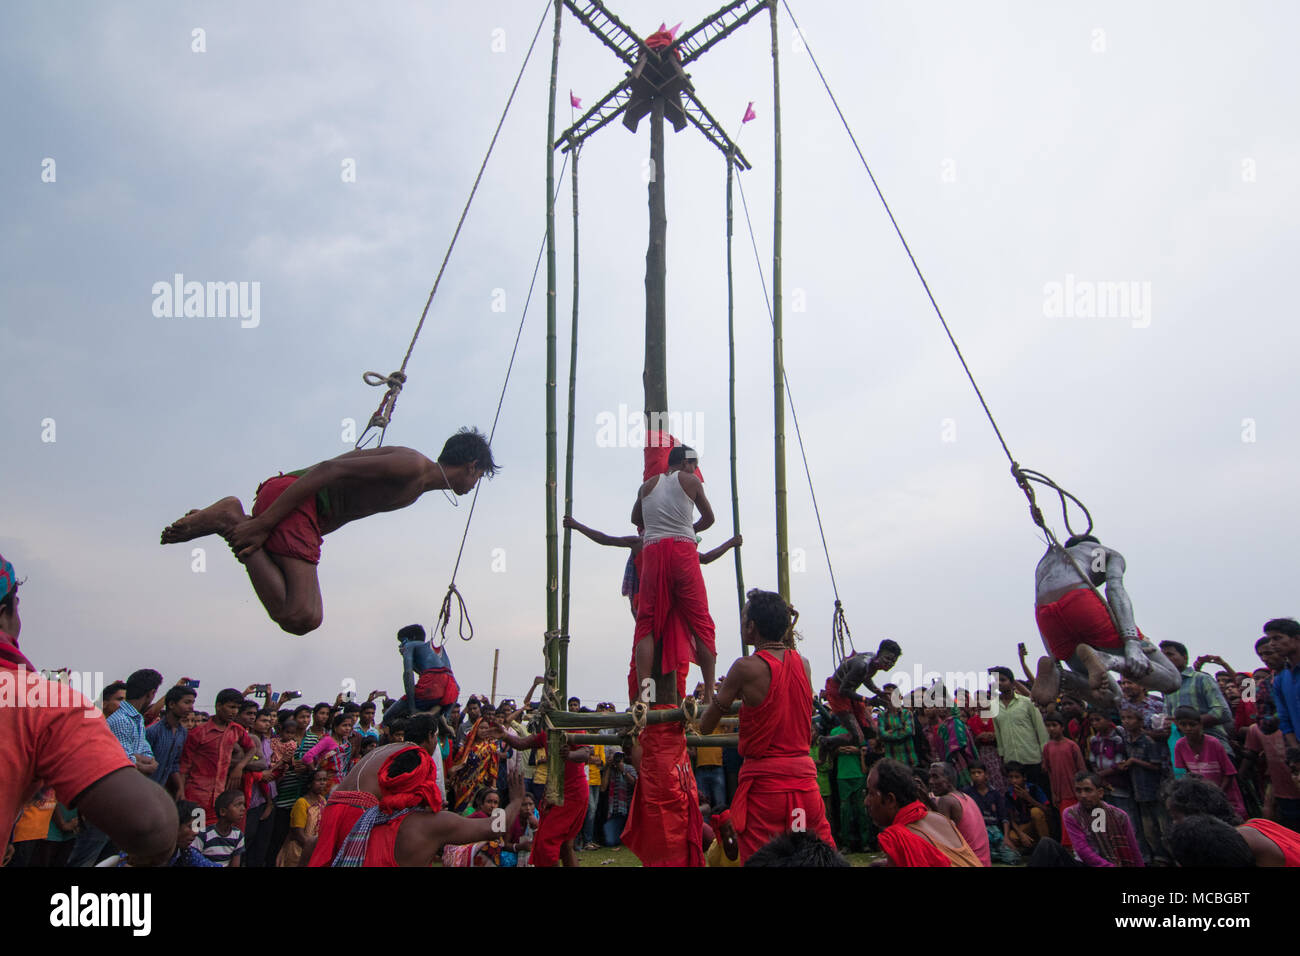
726 148 746 652
560 144 580 655
545 0 564 702
769 0 789 601
644 96 669 424
490 648 500 705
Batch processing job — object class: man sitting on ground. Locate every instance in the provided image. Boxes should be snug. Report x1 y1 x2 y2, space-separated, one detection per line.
866 758 980 866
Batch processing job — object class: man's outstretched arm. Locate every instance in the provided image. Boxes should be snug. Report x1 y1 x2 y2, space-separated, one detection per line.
563 516 639 549
700 534 742 565
701 660 746 734
75 768 178 866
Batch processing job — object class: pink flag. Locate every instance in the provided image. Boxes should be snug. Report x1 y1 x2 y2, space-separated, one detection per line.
742 101 756 124
570 90 581 109
669 21 682 39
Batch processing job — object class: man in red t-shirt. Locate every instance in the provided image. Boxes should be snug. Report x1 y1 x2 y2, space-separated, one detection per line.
701 588 835 863
0 553 176 865
179 688 257 823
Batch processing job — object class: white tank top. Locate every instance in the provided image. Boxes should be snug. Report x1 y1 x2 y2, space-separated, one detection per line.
642 472 696 544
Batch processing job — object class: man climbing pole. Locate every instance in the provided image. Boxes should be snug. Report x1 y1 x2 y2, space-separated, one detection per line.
824 640 901 746
1031 534 1180 708
701 588 835 863
629 444 717 707
160 428 497 635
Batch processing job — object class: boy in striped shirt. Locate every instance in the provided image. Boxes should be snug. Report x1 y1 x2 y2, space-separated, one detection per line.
196 790 246 866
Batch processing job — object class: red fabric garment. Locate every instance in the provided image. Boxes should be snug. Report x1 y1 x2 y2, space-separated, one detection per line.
822 676 869 729
633 539 715 674
307 790 377 866
0 638 34 671
377 745 443 814
413 668 459 709
739 650 815 759
878 801 953 867
621 717 704 866
180 720 255 822
530 731 590 867
1 665 134 855
1241 818 1300 866
642 432 702 482
251 474 322 564
730 649 834 861
1034 588 1130 661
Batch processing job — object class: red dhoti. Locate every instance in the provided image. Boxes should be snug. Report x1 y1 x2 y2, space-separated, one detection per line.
251 474 323 564
309 790 377 866
730 753 836 863
823 677 870 730
633 538 715 677
621 717 705 867
1035 588 1134 662
530 732 590 867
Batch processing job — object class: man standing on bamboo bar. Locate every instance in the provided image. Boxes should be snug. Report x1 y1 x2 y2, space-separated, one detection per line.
701 589 835 863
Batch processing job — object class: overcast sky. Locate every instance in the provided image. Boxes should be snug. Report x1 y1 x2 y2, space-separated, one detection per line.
3 1 1297 710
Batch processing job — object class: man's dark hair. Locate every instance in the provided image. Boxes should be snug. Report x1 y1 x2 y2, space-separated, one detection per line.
878 639 901 656
567 696 581 706
1255 635 1274 650
101 681 127 704
312 701 332 715
388 747 424 778
215 790 243 815
989 666 1014 683
1172 705 1201 723
438 427 498 478
165 685 197 709
293 704 311 717
743 831 850 868
1167 777 1241 824
1262 618 1300 639
215 688 245 707
1003 760 1025 776
331 712 353 731
360 701 376 714
238 699 260 715
1159 640 1189 661
398 624 426 643
124 669 164 701
405 713 438 745
1043 711 1064 726
1063 534 1100 549
666 444 697 466
389 717 409 737
175 800 202 833
1073 770 1104 788
341 702 361 715
745 589 791 643
1166 815 1254 867
969 760 987 772
873 758 918 808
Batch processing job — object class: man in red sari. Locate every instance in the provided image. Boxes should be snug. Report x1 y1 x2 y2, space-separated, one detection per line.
700 588 833 863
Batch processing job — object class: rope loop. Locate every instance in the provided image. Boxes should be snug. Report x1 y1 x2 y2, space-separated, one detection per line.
435 583 474 646
630 701 649 742
832 599 855 666
355 370 408 449
680 697 701 736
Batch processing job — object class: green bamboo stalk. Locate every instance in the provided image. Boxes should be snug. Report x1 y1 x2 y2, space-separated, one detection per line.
769 0 789 601
726 147 746 650
560 145 580 642
545 0 563 703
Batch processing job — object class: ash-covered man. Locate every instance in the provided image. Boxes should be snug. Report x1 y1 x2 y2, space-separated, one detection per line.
824 641 901 746
1031 534 1179 708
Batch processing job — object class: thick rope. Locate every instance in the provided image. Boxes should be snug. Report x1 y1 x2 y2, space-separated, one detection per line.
735 172 851 659
355 0 554 450
431 153 572 645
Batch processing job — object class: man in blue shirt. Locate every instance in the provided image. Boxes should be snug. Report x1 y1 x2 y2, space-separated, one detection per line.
70 668 163 866
382 624 458 725
1262 618 1300 761
146 684 196 794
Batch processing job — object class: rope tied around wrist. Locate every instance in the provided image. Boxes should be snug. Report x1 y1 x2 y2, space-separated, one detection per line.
356 370 407 449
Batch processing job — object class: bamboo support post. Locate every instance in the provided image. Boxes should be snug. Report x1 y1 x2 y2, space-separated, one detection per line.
769 0 789 601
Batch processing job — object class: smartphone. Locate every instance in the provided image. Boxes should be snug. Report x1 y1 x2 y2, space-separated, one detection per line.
270 691 282 704
183 679 201 689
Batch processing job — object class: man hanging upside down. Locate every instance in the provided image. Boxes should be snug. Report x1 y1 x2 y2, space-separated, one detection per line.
824 640 901 746
629 444 717 707
160 429 497 635
1031 534 1180 709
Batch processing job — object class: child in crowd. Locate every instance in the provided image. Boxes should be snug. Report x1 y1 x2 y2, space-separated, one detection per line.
196 790 246 866
1173 705 1246 819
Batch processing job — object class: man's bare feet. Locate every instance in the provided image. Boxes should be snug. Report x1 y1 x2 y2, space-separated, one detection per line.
160 496 246 544
1031 656 1060 707
1075 644 1122 709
